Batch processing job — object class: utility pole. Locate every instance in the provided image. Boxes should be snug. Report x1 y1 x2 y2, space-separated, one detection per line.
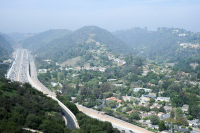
171 122 172 133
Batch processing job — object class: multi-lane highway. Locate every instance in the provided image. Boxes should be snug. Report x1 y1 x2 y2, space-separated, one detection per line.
7 49 29 83
77 104 153 133
6 48 79 130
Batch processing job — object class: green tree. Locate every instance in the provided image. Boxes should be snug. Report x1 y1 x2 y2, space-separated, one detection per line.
107 100 117 108
149 115 160 125
158 121 166 131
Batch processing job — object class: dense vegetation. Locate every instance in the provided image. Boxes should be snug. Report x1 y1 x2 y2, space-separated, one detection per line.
0 32 15 46
0 78 71 133
173 57 200 73
22 29 72 51
113 27 200 62
0 34 13 61
0 64 9 78
57 96 120 133
22 26 136 63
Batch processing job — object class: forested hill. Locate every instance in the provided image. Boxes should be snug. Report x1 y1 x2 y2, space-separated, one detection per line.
113 27 200 62
0 34 13 61
30 26 135 62
0 33 15 46
22 29 72 50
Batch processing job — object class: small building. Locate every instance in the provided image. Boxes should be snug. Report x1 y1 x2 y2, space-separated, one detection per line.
161 113 170 120
188 119 200 127
38 69 47 73
181 104 189 112
51 82 58 87
150 103 162 109
122 94 131 102
164 106 172 112
133 88 152 92
156 97 170 102
99 67 106 72
106 97 121 104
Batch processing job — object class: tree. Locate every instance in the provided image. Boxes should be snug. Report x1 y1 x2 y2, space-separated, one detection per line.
170 109 175 119
100 83 111 93
197 71 200 79
175 108 183 118
129 113 140 120
103 107 114 115
107 100 117 108
159 107 166 113
149 115 160 125
158 121 166 131
80 87 91 97
93 88 101 99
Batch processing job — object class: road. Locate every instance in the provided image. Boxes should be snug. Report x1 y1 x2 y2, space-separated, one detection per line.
77 104 153 133
6 49 79 130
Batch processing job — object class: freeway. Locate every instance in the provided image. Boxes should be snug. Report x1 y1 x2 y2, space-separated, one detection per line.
77 104 153 133
6 49 79 130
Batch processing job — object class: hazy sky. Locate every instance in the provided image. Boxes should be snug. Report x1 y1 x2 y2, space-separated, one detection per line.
0 0 200 33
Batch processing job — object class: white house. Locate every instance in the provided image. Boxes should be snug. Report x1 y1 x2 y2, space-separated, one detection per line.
156 97 170 102
133 88 152 92
38 69 47 73
99 67 106 72
51 82 58 87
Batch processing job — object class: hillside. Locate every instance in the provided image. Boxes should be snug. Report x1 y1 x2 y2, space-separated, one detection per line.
113 27 200 62
30 26 136 62
22 29 72 50
0 34 13 61
0 78 119 133
0 79 71 133
7 32 36 44
0 33 15 45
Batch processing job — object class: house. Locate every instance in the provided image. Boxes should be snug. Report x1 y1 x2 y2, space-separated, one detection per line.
150 103 162 109
148 111 156 115
107 79 117 82
133 88 152 93
165 75 171 78
72 74 78 77
188 119 200 127
156 97 170 102
106 97 121 104
178 34 187 37
157 112 165 117
51 82 58 87
142 94 156 99
161 113 170 120
38 69 47 73
164 106 172 112
142 70 150 76
181 104 189 112
75 66 81 71
139 113 152 118
71 97 76 101
99 67 106 72
65 68 73 71
148 124 159 130
122 94 131 102
126 109 136 115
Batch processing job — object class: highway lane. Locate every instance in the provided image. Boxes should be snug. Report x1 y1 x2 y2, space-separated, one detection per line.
77 104 153 133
